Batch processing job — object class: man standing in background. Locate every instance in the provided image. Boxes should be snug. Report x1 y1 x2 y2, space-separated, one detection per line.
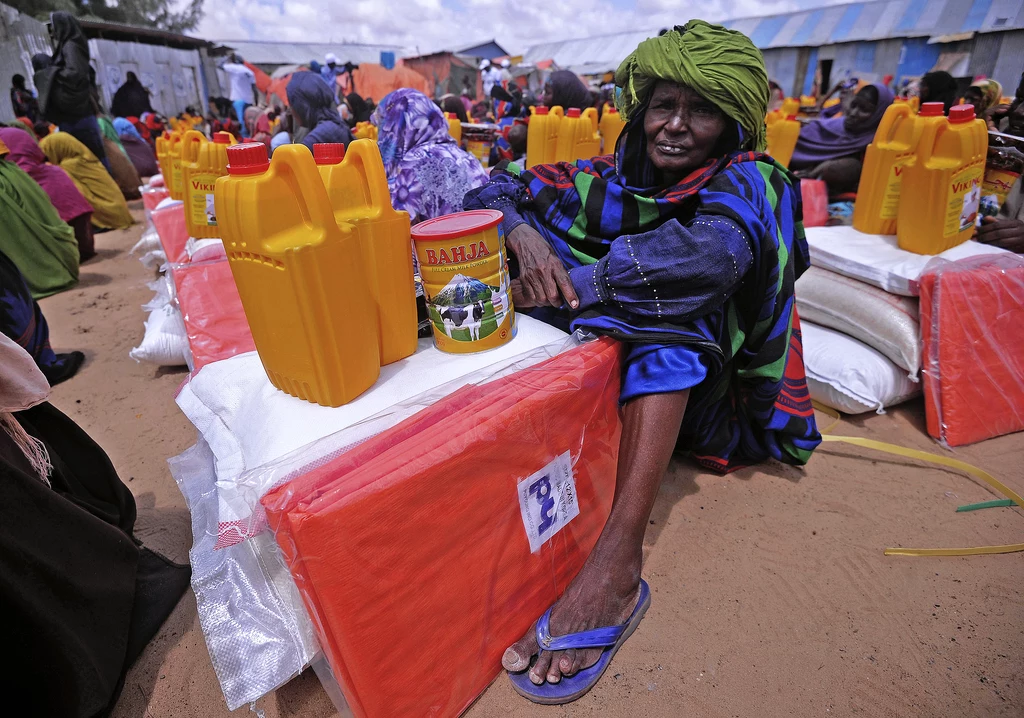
321 53 342 101
220 54 256 138
481 59 503 98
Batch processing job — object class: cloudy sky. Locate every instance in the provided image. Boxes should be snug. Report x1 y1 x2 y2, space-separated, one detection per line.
192 0 849 55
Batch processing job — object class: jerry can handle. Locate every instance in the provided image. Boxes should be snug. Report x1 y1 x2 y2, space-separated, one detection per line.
270 144 341 229
345 139 392 210
182 129 205 162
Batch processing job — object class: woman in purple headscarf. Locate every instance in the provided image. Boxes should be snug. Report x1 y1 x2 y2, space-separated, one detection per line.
371 88 489 224
790 83 894 195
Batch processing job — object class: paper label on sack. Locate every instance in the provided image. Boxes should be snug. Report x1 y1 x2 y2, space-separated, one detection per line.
517 451 580 553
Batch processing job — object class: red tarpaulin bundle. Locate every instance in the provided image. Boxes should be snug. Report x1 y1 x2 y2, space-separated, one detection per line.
151 202 189 264
170 258 255 372
141 186 170 211
921 254 1024 446
262 338 623 718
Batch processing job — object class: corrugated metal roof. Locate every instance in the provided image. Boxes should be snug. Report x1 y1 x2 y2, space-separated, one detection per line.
741 0 1024 46
521 29 658 73
213 39 406 67
456 40 511 59
523 0 1024 74
524 0 1019 75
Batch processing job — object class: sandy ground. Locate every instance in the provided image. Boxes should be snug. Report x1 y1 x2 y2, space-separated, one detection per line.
38 210 1023 718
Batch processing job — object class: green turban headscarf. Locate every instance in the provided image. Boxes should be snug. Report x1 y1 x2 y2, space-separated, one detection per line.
615 20 770 152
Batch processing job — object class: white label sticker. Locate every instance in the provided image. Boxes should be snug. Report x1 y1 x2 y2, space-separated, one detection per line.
517 451 580 553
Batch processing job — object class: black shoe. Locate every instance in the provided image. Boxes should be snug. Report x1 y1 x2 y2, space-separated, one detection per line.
42 351 86 386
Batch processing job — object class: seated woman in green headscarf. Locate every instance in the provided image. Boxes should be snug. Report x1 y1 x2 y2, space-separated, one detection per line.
0 137 79 298
465 21 819 704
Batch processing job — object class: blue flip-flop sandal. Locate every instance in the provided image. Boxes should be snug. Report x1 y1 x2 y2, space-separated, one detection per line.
508 579 651 705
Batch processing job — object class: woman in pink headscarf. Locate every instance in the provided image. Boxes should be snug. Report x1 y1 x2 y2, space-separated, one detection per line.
0 127 95 261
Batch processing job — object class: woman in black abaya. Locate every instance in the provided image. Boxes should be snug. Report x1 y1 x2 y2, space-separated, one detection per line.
0 333 191 717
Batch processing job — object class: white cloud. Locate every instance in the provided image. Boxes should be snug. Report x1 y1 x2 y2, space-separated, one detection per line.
192 0 847 57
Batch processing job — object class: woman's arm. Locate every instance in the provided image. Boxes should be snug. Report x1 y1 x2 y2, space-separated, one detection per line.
462 170 529 237
568 215 754 322
464 171 582 308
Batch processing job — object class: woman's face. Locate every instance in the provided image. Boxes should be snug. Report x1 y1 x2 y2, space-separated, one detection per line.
843 88 878 132
542 82 554 107
643 80 728 182
963 87 983 110
1007 101 1024 138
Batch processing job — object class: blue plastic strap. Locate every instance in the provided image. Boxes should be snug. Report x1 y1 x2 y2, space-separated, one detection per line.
534 580 650 652
536 609 624 651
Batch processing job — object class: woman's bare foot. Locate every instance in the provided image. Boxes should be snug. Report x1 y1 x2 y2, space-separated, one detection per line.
502 390 692 689
502 537 642 685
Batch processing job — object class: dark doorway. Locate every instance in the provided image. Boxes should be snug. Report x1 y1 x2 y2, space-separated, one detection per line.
819 59 833 94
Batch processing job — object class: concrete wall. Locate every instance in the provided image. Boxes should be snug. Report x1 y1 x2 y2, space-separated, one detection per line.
0 4 219 121
0 4 50 121
763 31 1024 98
89 38 208 117
761 47 802 97
990 30 1024 92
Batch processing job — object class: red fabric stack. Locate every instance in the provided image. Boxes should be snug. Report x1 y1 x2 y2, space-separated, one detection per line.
151 202 189 264
170 258 255 372
262 339 623 717
921 254 1024 446
141 186 170 211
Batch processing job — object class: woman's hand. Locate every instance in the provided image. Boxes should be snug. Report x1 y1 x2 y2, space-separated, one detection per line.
508 224 579 309
977 216 1024 254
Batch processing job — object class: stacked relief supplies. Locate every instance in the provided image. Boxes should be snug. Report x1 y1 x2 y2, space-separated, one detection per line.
797 100 1009 419
130 132 238 370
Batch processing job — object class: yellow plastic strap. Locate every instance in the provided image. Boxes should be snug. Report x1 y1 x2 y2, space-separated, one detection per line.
818 435 1024 556
812 401 841 435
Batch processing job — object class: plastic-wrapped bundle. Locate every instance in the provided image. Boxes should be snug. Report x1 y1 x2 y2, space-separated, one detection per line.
261 338 623 718
805 225 1009 295
151 201 189 264
168 439 321 710
173 316 569 550
171 332 577 713
920 254 1024 446
170 258 254 373
141 182 170 212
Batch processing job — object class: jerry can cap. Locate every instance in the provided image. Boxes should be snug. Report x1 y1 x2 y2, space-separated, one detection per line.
919 102 944 117
949 105 975 123
785 114 797 121
313 143 346 164
535 106 549 115
213 132 232 144
566 108 581 118
445 112 457 120
607 107 618 113
226 142 270 175
411 209 503 240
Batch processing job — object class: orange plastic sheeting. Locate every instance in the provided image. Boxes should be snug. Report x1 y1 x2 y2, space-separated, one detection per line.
337 62 431 103
921 254 1024 446
262 338 624 718
151 202 189 264
265 76 292 106
170 258 255 372
244 62 290 105
245 62 272 95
